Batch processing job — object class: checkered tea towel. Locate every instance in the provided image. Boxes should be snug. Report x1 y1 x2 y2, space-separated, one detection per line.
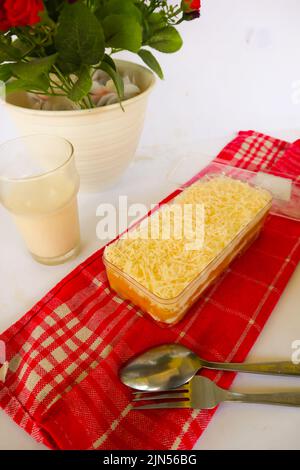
1 131 300 450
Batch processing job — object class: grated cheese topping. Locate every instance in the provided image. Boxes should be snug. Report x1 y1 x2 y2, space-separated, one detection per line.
105 176 272 300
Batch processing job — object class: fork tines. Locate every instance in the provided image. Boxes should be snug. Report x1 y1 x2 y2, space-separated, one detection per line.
132 388 190 410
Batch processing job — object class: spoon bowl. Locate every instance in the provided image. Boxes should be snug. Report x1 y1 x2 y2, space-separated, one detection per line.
120 344 200 391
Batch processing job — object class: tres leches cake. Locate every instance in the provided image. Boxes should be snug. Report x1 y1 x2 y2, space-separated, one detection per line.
104 176 272 325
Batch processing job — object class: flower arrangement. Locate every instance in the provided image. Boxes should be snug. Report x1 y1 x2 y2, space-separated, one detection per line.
0 0 201 110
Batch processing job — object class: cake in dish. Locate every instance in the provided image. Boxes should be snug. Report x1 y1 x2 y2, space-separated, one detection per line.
103 175 272 325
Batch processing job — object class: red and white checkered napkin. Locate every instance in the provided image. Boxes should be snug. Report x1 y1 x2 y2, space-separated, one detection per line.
1 131 300 450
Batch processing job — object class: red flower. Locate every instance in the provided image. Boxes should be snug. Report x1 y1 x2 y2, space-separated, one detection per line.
4 0 44 28
182 0 201 12
181 0 201 21
0 0 10 32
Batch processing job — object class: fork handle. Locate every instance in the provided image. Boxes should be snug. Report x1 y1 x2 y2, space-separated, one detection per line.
204 360 300 376
227 390 300 407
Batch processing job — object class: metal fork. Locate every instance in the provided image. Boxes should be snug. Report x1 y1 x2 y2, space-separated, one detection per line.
132 375 300 410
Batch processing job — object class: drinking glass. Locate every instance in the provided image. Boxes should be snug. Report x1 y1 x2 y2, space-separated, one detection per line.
0 135 81 265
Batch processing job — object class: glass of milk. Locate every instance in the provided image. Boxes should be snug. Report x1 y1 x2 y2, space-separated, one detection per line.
0 135 81 265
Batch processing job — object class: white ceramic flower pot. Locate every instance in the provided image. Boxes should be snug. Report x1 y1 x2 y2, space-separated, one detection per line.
3 60 155 192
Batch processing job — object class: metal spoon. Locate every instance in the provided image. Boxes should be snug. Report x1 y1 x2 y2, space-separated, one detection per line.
120 344 300 391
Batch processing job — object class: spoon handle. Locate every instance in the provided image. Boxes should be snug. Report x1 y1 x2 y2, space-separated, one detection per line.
204 360 300 376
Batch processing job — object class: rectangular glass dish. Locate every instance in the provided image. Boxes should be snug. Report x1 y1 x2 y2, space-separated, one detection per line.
103 163 299 326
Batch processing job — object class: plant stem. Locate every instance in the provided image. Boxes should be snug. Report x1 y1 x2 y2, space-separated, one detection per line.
49 77 71 101
79 98 89 110
86 93 95 108
28 90 63 97
52 65 72 92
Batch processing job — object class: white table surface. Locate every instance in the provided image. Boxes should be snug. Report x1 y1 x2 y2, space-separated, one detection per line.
0 130 300 450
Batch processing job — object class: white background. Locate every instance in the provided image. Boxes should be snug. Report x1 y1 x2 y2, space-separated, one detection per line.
140 0 300 144
1 0 300 450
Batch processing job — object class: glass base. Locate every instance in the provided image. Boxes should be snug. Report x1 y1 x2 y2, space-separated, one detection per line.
30 243 80 266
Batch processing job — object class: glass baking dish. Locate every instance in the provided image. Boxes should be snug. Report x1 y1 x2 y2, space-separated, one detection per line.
103 163 299 326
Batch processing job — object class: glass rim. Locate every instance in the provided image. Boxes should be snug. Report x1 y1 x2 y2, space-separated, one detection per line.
0 134 75 183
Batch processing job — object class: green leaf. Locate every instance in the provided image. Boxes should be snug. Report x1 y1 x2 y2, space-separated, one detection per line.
95 0 142 23
11 39 32 58
144 12 167 43
10 55 57 92
138 49 163 79
103 14 142 53
147 26 183 53
0 41 22 62
28 75 50 92
10 54 57 81
99 60 124 101
5 78 47 94
148 12 166 30
102 54 116 71
55 3 105 71
0 64 13 82
68 65 92 102
4 79 28 94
